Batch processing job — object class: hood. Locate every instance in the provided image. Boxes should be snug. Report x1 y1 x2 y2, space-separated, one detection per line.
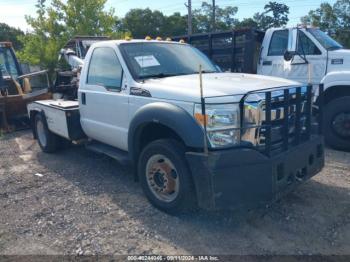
329 48 350 57
328 49 350 69
140 73 300 103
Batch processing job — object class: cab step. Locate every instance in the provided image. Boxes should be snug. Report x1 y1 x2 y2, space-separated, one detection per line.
85 141 130 165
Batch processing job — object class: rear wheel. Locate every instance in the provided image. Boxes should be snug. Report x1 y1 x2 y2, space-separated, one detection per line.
324 96 350 151
35 113 59 153
138 139 196 213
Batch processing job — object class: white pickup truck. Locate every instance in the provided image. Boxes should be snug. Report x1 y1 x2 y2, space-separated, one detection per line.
27 39 325 213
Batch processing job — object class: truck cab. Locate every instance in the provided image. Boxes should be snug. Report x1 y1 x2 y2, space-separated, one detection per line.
28 39 325 213
258 27 350 150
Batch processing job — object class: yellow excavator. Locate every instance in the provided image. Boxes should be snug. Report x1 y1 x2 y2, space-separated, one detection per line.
0 42 51 132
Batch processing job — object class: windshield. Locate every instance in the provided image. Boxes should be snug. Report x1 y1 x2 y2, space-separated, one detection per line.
307 28 343 50
0 47 19 78
119 42 218 80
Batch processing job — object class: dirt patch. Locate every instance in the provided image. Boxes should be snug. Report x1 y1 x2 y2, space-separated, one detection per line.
0 130 349 255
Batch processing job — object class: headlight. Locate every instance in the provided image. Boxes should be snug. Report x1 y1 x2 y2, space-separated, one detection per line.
194 103 240 148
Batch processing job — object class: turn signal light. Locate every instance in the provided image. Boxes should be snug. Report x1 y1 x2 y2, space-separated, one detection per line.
194 113 209 125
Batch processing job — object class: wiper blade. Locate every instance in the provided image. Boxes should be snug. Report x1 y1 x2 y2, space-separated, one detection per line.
201 70 217 73
139 72 191 79
139 73 178 79
185 70 217 75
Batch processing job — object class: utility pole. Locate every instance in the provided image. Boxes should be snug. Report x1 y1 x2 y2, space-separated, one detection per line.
212 0 216 32
185 0 192 35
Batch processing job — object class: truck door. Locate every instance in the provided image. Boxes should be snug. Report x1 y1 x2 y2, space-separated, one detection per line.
79 46 129 151
258 29 289 78
258 29 327 85
284 29 326 85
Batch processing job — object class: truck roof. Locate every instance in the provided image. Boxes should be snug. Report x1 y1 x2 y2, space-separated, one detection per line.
92 39 188 46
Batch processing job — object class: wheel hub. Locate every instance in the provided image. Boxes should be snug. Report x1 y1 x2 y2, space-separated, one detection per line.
153 171 165 189
146 154 179 202
332 112 350 138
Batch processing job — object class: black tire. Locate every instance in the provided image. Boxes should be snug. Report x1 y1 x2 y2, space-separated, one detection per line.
58 137 72 149
324 96 350 151
34 113 59 153
138 139 197 213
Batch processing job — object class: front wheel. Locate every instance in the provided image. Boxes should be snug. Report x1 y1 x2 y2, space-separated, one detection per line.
324 96 350 151
138 139 196 213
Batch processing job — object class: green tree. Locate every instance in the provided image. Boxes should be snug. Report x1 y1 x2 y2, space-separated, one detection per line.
192 2 238 33
301 0 350 48
0 23 25 50
300 3 337 30
119 9 188 38
51 0 117 36
118 2 238 37
163 12 187 36
18 0 118 74
253 1 289 30
18 0 66 74
235 18 258 29
120 8 166 38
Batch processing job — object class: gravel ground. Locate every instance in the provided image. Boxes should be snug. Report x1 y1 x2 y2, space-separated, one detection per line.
0 130 349 256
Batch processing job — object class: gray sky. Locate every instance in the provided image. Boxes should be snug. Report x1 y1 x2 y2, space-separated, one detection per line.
0 0 335 31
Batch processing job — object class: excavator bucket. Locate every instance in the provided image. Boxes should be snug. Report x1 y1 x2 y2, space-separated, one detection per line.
0 42 51 132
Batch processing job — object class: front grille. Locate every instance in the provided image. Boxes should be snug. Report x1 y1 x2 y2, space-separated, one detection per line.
242 85 324 156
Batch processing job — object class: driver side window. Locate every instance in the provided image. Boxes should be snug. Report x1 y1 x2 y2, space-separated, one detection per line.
297 31 321 55
268 30 288 56
87 47 123 91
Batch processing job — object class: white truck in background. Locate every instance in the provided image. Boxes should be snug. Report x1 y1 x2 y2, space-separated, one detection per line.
177 26 350 151
27 39 325 213
259 27 350 150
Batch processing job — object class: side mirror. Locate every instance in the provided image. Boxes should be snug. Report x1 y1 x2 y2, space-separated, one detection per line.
283 50 295 61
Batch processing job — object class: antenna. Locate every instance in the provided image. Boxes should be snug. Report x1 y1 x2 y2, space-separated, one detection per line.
199 65 209 155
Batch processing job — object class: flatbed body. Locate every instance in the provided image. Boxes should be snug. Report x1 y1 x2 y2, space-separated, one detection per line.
28 100 84 141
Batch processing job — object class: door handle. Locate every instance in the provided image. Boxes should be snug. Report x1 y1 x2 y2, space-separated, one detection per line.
262 60 272 66
81 92 86 105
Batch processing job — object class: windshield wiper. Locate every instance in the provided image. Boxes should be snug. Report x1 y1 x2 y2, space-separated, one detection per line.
139 70 217 80
192 70 218 74
185 70 217 75
139 72 188 80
